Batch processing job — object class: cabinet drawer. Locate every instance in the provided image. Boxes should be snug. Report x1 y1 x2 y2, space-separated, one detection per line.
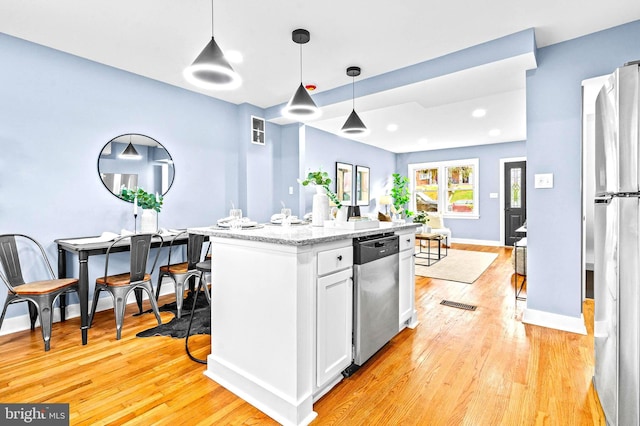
399 234 415 252
317 246 353 276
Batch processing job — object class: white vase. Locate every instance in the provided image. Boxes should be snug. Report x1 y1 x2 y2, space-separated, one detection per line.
312 187 330 227
140 208 158 233
335 206 349 222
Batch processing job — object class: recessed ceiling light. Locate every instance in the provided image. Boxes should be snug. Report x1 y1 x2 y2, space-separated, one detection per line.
387 124 398 132
224 50 243 64
489 128 501 137
472 108 486 118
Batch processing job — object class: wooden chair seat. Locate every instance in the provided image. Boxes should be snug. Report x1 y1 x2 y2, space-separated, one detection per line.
96 273 152 287
13 278 78 295
159 262 188 275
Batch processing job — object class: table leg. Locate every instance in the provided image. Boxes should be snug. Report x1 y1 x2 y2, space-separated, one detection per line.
133 289 144 316
57 246 67 321
79 252 89 345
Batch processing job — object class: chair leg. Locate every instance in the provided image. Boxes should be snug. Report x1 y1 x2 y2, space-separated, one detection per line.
155 272 168 301
200 273 211 303
88 286 103 327
28 301 38 331
35 295 55 352
174 274 188 319
110 287 129 340
0 299 11 333
139 282 162 325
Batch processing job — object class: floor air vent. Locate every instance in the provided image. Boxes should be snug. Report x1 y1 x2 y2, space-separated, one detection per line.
440 300 477 311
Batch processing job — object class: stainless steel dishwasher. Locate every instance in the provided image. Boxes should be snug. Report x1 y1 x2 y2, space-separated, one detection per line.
346 233 400 374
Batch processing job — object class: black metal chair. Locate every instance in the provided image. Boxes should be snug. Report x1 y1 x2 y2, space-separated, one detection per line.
156 231 208 318
185 258 212 364
0 234 79 351
89 233 163 340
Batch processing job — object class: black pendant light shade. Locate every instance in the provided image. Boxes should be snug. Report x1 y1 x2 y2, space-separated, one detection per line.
340 66 369 136
183 0 241 90
184 37 241 90
283 83 322 119
281 29 321 121
341 109 368 135
120 141 141 160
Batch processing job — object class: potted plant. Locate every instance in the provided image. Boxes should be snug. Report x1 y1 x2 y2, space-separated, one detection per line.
413 211 430 233
299 169 342 226
120 187 163 232
120 187 163 212
390 173 413 221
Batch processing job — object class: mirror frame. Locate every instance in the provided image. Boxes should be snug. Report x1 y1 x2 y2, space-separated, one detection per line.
97 133 175 202
335 162 353 206
356 165 370 206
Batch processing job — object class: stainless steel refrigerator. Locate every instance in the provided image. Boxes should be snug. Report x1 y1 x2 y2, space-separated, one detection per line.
594 60 640 425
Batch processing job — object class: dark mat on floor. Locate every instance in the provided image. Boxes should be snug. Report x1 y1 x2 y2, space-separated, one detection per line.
136 292 210 338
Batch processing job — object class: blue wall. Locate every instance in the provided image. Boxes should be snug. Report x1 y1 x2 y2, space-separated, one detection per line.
526 20 640 318
301 126 397 217
0 33 244 319
397 141 526 242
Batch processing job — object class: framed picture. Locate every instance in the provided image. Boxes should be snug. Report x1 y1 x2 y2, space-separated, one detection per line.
335 162 353 206
251 116 265 145
356 165 370 206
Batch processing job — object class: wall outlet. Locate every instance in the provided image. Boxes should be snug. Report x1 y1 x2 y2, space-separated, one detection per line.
289 186 294 195
535 173 554 189
489 192 498 199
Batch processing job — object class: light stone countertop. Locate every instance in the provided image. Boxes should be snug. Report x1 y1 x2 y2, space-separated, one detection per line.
188 222 420 246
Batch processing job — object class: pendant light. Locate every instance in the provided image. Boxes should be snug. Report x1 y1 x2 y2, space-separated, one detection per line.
340 66 369 136
281 29 321 121
183 0 241 90
119 135 141 160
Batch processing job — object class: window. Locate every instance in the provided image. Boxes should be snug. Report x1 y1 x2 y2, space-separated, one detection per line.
409 158 479 218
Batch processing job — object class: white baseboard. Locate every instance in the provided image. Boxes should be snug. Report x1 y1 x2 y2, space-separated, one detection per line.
522 308 587 335
451 237 503 247
0 282 177 337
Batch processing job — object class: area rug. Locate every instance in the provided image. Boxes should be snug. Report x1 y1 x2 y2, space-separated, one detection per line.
136 291 210 338
414 248 498 284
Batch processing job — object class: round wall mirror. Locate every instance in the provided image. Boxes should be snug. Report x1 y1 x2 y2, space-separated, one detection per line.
97 133 175 201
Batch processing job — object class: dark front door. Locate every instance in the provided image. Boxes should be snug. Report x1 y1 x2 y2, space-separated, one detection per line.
504 161 526 246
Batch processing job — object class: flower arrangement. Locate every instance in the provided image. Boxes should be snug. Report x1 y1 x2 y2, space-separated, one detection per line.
120 187 163 212
299 169 342 209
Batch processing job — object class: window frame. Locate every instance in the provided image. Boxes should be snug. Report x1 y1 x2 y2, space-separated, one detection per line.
408 158 480 219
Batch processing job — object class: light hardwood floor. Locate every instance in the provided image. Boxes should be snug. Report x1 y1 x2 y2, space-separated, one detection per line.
0 244 605 425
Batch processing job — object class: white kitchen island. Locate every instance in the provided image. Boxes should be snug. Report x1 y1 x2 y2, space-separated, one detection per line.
189 222 420 426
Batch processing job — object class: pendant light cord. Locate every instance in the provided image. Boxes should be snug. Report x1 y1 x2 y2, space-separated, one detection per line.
210 0 214 37
352 76 355 110
300 43 303 83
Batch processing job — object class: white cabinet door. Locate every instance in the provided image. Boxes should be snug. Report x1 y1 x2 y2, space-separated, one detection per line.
317 268 353 388
399 247 415 327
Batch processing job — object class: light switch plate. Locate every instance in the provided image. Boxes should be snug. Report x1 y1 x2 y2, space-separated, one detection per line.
535 173 554 189
489 192 498 199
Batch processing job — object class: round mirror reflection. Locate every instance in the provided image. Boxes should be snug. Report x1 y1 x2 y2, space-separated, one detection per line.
98 134 175 201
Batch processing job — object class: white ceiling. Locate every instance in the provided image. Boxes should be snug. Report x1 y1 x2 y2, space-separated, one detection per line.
2 0 639 152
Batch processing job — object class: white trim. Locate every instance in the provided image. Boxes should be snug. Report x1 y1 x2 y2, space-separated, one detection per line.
450 237 502 247
408 158 479 217
522 308 588 335
499 156 526 246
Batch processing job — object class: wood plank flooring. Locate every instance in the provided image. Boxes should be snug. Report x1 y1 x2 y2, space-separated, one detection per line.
0 244 605 425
